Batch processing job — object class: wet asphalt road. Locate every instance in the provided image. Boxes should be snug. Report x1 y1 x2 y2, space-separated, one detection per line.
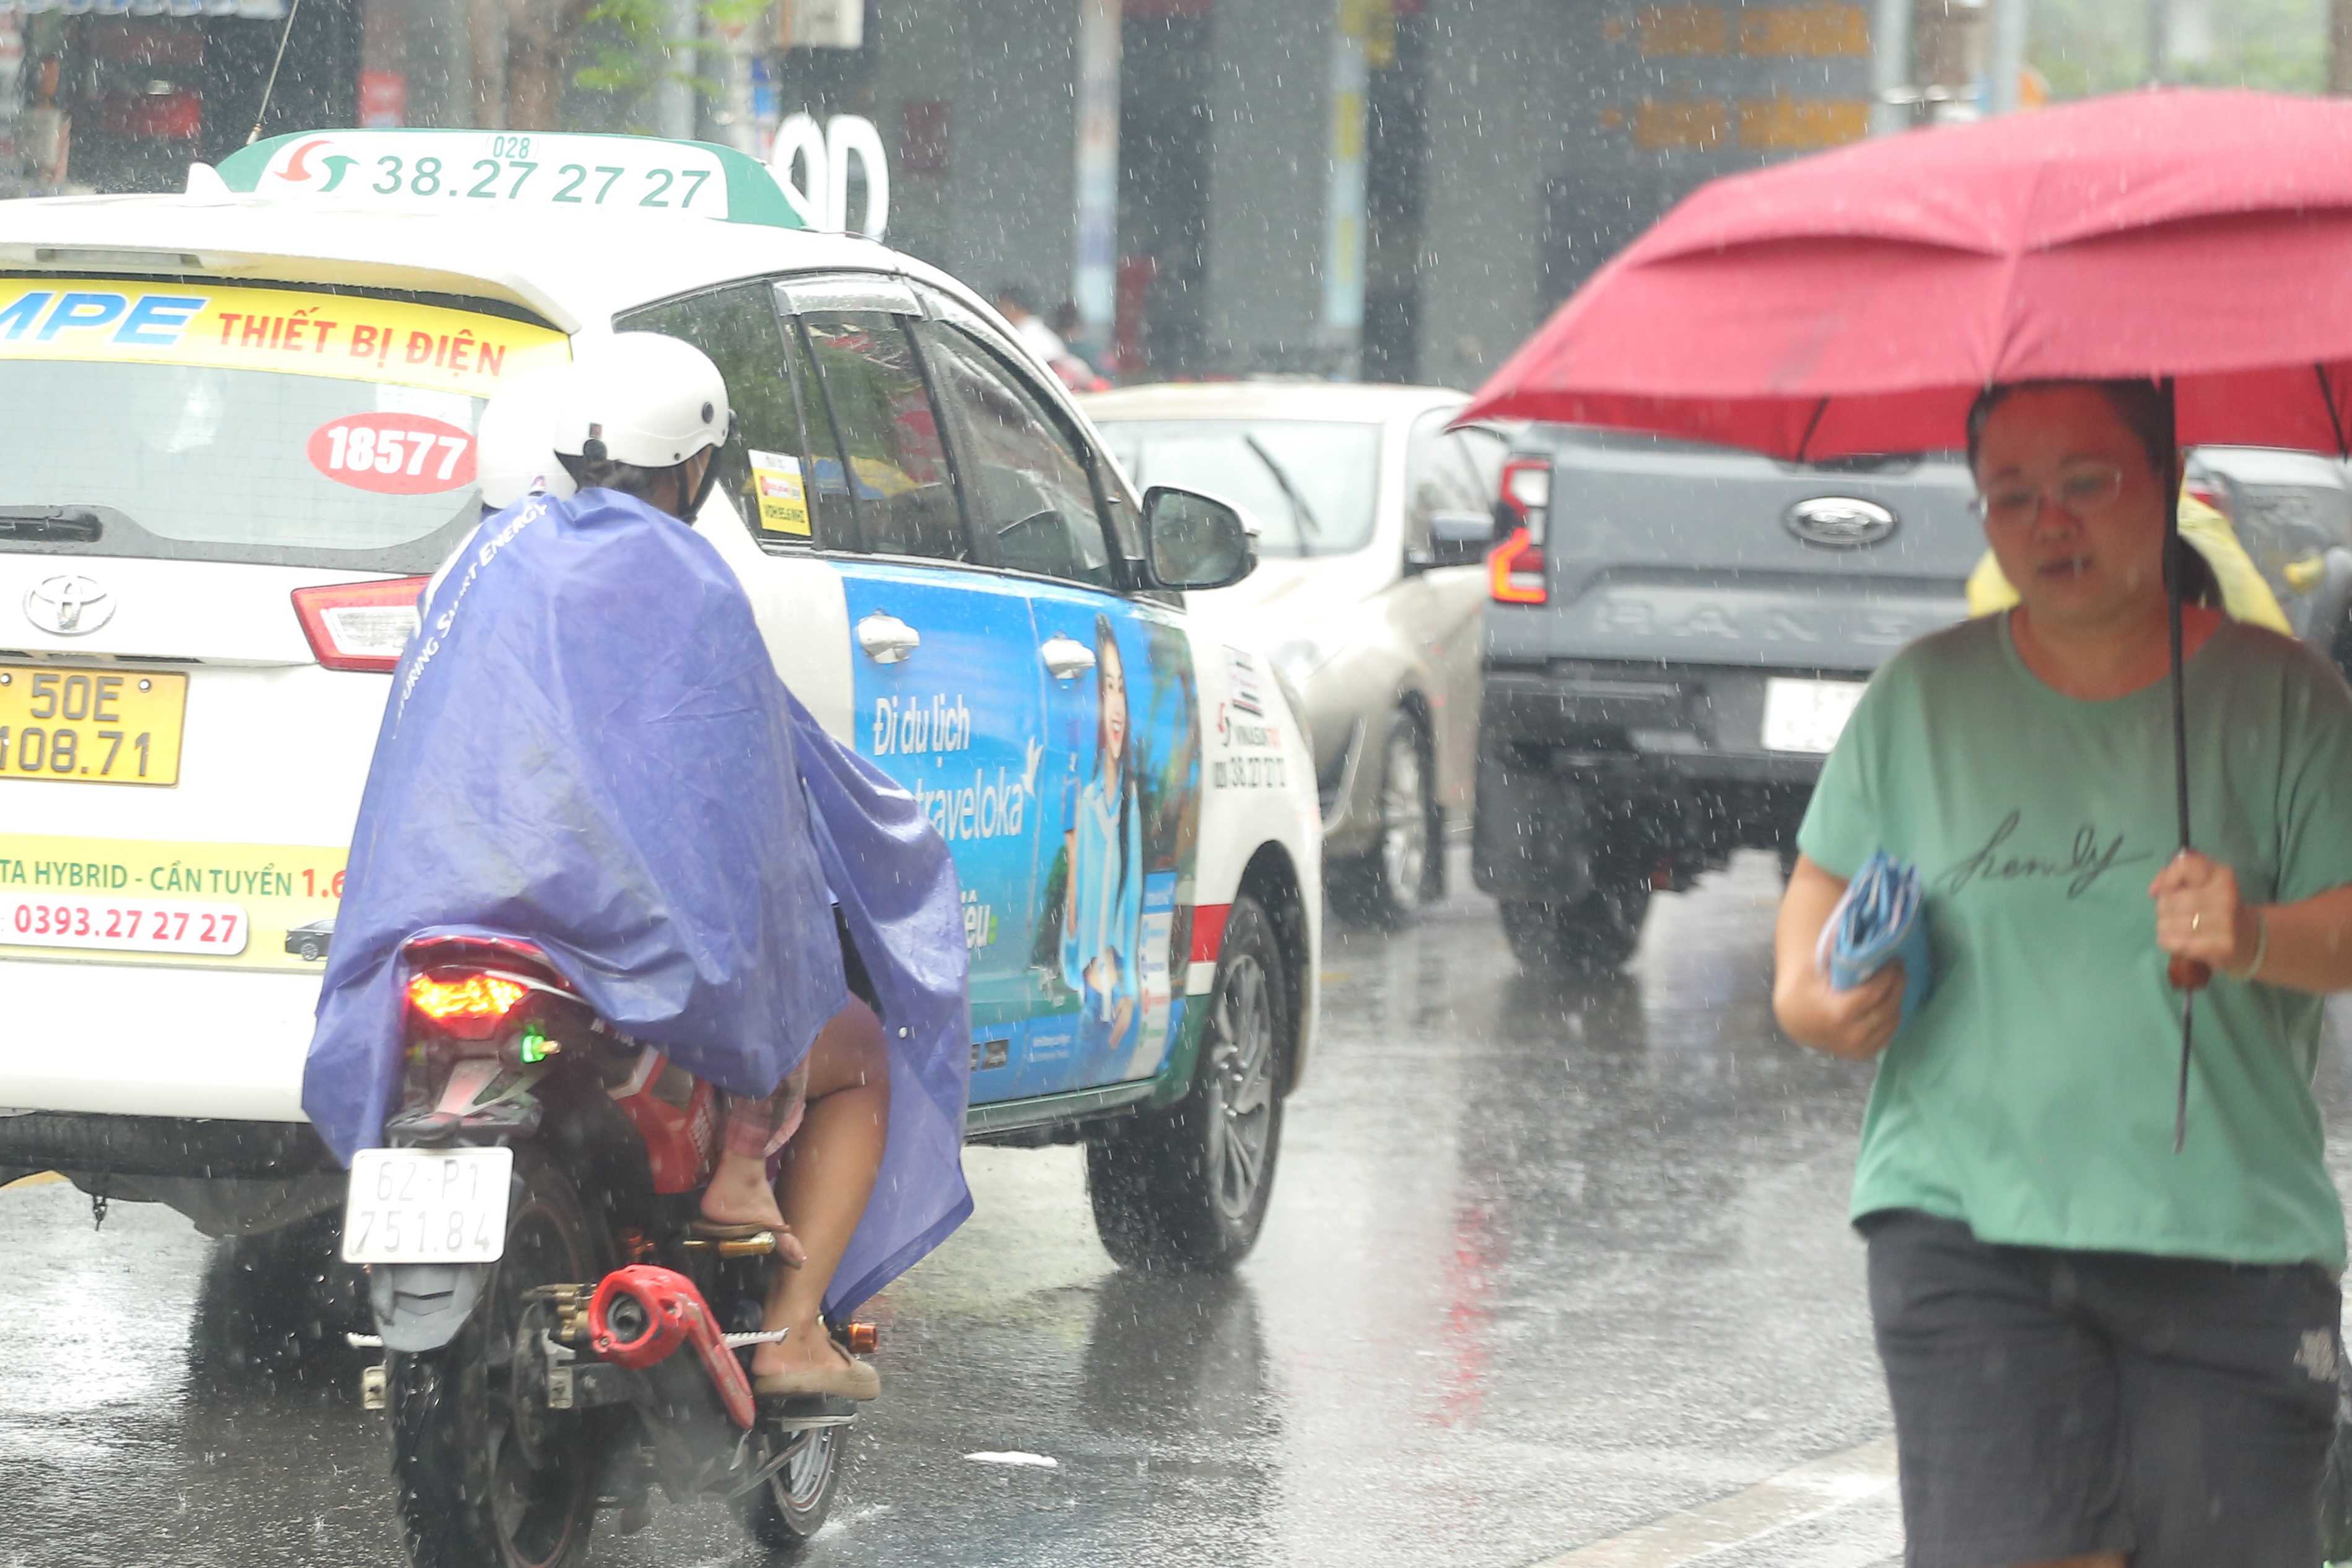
11 851 2352 1567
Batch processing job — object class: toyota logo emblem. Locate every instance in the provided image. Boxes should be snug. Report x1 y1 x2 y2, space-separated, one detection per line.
23 573 115 636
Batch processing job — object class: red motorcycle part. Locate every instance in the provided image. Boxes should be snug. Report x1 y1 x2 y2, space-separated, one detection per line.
585 1265 755 1429
607 1051 720 1193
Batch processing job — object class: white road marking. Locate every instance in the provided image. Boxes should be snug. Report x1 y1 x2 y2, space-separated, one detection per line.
964 1451 1059 1468
1529 1436 1899 1567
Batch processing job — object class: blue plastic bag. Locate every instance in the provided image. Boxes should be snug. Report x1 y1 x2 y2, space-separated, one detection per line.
303 488 972 1313
1816 849 1934 1031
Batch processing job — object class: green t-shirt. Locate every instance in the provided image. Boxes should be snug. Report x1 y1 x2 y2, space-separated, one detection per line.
1798 614 2352 1268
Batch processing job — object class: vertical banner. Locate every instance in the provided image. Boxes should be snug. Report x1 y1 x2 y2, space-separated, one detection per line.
1072 0 1122 363
1322 0 1370 370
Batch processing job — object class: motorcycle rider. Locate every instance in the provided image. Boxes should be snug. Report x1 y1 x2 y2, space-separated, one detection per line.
543 334 891 1400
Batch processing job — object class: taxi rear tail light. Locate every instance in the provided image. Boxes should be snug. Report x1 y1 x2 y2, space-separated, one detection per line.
1490 457 1553 605
407 970 531 1042
292 577 427 673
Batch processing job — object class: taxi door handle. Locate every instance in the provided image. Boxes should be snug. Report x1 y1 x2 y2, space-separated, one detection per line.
1040 634 1096 682
856 612 920 665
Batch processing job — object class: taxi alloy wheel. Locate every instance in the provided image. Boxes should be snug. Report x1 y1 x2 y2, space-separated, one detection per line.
1204 946 1278 1227
1086 895 1291 1272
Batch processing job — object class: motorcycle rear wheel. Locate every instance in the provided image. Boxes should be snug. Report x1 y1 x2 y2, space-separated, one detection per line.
388 1154 611 1568
737 1425 850 1550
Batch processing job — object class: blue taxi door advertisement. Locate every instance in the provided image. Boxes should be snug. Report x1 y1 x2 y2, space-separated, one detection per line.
836 563 1046 1106
1026 585 1202 1096
841 567 1201 1104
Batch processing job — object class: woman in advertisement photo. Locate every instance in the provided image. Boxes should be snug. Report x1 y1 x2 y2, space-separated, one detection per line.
1062 614 1145 1076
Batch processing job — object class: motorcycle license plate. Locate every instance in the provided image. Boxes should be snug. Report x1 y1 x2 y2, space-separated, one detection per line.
341 1146 514 1265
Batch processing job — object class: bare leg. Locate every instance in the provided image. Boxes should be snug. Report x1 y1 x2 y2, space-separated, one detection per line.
751 1000 889 1379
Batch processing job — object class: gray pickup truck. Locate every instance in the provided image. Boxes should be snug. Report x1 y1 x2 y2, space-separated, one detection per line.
1472 427 1981 971
1473 427 2352 973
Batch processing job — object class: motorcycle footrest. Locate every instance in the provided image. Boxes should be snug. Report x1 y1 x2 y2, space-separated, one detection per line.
759 1392 857 1429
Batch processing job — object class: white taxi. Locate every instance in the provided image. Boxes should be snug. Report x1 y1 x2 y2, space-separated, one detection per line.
0 128 1320 1273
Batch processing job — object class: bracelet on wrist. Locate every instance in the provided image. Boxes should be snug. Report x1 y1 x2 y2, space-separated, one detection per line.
2233 908 2270 982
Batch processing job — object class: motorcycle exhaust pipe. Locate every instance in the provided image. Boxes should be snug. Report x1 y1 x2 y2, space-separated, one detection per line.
587 1265 755 1429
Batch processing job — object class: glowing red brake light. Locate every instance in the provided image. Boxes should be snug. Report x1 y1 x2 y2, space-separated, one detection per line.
1490 457 1552 604
291 577 427 673
407 971 530 1040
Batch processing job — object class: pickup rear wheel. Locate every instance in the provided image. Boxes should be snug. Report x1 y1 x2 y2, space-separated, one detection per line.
1086 895 1290 1272
1500 879 1650 974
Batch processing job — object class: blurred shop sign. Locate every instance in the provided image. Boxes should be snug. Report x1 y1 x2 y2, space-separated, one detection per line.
769 112 887 239
787 0 862 50
358 69 404 129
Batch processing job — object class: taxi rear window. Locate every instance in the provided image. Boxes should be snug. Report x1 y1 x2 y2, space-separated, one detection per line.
0 279 569 572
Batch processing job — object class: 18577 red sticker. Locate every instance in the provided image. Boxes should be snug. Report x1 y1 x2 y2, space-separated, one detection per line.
308 412 476 495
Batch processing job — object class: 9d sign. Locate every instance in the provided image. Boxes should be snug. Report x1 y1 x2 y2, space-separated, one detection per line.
309 412 476 495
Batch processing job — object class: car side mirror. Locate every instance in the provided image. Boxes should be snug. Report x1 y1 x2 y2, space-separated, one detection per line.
1143 485 1257 591
1409 509 1496 572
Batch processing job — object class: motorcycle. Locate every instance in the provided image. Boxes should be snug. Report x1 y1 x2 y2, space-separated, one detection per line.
340 933 873 1567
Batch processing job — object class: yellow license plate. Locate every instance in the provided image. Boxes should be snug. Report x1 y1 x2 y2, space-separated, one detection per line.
0 666 186 786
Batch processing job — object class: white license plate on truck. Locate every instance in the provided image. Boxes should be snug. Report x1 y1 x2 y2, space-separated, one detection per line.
1762 677 1866 754
342 1146 514 1264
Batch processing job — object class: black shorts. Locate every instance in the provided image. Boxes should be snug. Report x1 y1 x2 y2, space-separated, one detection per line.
1863 1209 2341 1568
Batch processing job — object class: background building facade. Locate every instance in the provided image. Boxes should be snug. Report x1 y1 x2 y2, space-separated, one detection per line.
0 0 1879 392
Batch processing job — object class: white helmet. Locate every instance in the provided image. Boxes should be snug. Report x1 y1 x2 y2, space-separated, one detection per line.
551 333 732 469
474 364 579 508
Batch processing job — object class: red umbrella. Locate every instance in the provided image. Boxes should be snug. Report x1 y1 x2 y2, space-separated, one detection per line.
1459 89 2352 461
1461 89 2352 1148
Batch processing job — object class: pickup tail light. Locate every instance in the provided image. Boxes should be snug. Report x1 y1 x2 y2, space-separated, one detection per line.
292 577 427 673
1490 457 1552 604
408 970 530 1041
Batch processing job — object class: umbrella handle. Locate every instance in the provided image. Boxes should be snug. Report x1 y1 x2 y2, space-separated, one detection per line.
2169 954 2211 991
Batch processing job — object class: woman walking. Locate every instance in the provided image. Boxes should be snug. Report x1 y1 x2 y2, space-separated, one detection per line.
1774 380 2352 1567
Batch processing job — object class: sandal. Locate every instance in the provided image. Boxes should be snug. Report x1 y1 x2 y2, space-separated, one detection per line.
753 1341 880 1402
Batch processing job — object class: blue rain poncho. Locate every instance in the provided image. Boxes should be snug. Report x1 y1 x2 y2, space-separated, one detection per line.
302 488 972 1312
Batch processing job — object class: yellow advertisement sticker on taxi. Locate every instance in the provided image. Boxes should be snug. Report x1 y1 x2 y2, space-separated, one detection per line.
0 280 569 399
0 832 349 972
748 448 811 536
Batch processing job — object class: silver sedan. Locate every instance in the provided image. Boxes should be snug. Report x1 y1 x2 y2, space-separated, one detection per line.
1085 382 1504 924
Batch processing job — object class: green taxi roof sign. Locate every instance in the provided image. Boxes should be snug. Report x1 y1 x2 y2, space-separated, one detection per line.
215 129 805 230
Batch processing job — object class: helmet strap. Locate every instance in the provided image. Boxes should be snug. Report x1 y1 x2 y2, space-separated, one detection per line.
678 413 736 523
681 448 725 523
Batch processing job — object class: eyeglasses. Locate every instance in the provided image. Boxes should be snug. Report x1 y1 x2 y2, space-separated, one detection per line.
1970 463 2125 525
